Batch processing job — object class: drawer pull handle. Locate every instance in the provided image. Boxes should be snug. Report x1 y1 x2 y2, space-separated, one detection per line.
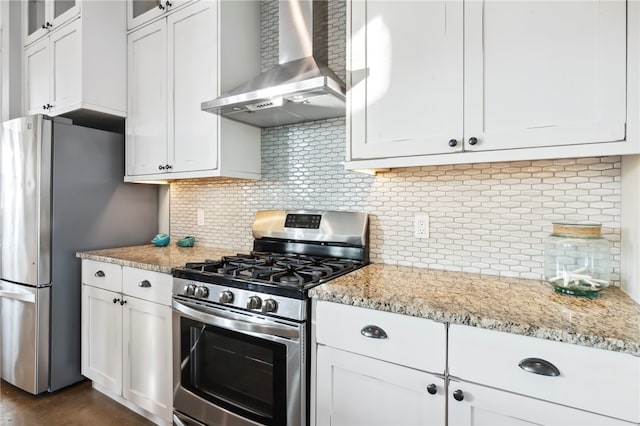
94 270 105 278
453 389 464 401
139 280 152 288
518 358 560 377
360 325 387 339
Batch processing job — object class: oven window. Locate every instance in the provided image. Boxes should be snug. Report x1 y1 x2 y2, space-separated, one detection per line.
180 317 287 426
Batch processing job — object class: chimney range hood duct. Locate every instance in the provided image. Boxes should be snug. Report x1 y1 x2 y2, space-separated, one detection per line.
201 0 346 128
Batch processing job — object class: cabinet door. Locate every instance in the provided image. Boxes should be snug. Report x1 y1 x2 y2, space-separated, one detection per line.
128 0 165 30
126 20 168 176
24 38 50 115
50 0 80 33
349 0 463 160
316 345 445 426
24 0 80 46
167 0 218 173
464 1 627 152
49 18 81 115
448 380 635 426
81 285 123 395
24 0 49 46
122 297 172 421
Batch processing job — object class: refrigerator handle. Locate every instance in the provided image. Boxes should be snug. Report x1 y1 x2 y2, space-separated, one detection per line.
0 290 36 303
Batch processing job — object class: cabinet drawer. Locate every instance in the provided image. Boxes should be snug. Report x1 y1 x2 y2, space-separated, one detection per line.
315 301 446 374
82 260 122 292
449 324 640 423
122 266 172 306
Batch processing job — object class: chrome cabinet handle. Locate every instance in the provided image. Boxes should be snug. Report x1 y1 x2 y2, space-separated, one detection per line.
518 357 560 377
138 280 151 288
95 270 105 278
360 325 388 339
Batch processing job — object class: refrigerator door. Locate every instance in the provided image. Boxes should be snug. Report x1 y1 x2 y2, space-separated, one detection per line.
0 115 52 286
0 280 50 394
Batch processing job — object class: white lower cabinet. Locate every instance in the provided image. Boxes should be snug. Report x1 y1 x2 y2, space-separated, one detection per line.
316 345 445 426
313 301 447 425
81 260 172 424
313 303 640 426
448 324 640 426
448 379 636 426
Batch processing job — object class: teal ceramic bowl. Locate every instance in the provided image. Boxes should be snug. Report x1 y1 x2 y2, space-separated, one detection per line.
151 233 170 247
177 236 195 247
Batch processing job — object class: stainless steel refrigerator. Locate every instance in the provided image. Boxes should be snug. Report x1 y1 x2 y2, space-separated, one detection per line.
0 115 158 394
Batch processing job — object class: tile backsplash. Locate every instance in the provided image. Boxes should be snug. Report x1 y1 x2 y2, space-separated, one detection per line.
169 0 621 285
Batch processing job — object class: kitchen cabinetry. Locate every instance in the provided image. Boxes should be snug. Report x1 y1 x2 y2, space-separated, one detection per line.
127 0 192 30
81 260 172 423
314 301 446 425
23 2 127 119
125 0 261 181
448 324 640 425
346 0 638 170
23 0 80 47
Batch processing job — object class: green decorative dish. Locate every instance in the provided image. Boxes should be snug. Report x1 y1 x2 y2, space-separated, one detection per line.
177 236 195 247
151 233 170 247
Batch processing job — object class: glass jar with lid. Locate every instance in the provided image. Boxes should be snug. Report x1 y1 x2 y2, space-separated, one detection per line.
544 222 611 298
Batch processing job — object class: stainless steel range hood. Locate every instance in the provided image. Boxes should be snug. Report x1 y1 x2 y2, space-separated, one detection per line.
201 0 345 128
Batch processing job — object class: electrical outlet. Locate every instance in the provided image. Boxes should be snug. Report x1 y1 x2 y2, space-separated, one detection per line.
197 209 205 226
414 215 429 238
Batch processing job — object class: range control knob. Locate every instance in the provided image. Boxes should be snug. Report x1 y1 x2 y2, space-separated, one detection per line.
219 290 234 304
194 286 209 298
262 299 278 313
184 284 196 296
247 295 262 310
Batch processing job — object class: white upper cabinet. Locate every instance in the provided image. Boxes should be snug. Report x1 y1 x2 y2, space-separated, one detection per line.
127 0 192 31
23 0 81 46
349 0 463 159
22 1 127 118
464 1 626 152
127 20 168 176
125 0 261 181
346 0 637 169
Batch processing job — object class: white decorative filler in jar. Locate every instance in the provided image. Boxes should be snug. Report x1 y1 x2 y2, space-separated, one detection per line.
544 222 611 298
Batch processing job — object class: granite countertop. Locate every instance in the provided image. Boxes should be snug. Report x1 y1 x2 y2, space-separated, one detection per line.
310 264 640 356
76 244 246 274
77 246 640 356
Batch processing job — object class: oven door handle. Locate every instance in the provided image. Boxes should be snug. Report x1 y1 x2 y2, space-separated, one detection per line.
173 299 301 340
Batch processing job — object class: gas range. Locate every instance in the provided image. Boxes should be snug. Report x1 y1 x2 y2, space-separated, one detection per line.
171 210 369 321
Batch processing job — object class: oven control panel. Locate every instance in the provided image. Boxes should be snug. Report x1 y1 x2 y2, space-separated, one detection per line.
284 213 322 229
173 278 305 321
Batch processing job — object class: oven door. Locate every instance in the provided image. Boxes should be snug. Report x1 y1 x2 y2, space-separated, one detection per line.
172 296 305 426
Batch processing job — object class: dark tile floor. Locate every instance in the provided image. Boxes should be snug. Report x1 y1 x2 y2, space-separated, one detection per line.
0 379 154 426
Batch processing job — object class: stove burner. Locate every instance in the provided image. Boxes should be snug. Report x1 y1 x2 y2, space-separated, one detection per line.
182 252 360 288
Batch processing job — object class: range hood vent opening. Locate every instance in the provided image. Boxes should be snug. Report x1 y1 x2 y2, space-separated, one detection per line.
201 0 346 128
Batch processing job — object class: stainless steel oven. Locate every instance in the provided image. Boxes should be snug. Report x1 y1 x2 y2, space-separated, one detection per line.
172 296 306 426
171 210 369 426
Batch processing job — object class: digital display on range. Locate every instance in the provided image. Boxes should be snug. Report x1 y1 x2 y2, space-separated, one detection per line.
284 214 322 229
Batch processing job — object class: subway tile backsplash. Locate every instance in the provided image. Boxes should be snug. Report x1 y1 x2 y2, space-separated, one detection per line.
169 0 621 285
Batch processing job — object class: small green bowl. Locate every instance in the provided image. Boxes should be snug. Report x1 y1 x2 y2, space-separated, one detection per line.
151 233 170 247
177 236 195 247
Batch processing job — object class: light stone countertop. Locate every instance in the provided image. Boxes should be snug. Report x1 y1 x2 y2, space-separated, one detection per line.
309 263 640 356
76 244 247 274
76 246 640 355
